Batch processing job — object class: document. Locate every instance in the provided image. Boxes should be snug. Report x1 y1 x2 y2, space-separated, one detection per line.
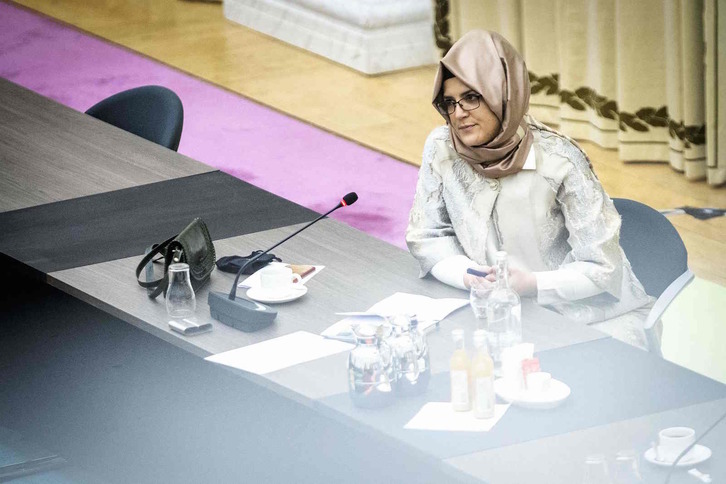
322 292 468 342
365 293 469 323
404 402 510 432
205 331 353 375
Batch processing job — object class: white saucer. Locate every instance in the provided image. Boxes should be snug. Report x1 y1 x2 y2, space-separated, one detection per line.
246 285 308 304
493 378 571 409
643 444 711 467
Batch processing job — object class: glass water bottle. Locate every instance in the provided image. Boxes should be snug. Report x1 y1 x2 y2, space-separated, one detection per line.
485 251 522 367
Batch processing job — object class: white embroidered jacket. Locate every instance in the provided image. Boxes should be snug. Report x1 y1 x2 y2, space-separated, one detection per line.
406 121 653 325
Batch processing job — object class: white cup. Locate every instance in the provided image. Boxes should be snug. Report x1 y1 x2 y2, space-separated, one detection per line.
259 265 301 293
658 427 695 463
525 372 551 393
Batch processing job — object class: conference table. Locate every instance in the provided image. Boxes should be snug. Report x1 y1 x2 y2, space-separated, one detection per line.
1 77 724 483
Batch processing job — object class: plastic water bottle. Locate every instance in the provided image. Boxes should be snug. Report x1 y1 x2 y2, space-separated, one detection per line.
485 251 522 368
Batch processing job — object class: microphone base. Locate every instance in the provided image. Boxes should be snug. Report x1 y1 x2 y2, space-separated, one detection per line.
208 291 277 332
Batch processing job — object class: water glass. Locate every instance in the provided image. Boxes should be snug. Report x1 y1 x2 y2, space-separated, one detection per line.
469 282 493 330
582 454 612 484
612 450 643 483
166 263 196 319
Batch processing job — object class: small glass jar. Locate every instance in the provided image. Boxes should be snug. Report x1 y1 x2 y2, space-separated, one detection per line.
347 323 395 408
165 263 196 319
387 314 430 397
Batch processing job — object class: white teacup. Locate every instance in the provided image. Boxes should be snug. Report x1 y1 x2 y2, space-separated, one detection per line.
525 372 551 394
259 265 302 293
658 427 695 463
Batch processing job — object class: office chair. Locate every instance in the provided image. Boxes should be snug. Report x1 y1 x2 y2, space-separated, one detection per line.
613 198 694 356
85 86 184 151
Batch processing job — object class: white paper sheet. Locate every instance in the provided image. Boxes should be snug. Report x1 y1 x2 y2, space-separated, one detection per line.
238 262 324 288
404 402 510 432
366 292 468 323
205 331 353 375
321 292 468 342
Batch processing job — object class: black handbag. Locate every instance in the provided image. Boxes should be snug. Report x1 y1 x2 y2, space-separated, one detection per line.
135 218 216 299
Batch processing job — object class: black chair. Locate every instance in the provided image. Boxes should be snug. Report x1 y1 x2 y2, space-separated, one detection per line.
613 198 694 355
85 86 183 151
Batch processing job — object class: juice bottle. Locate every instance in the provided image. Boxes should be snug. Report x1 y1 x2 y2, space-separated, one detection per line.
450 329 471 412
471 329 495 419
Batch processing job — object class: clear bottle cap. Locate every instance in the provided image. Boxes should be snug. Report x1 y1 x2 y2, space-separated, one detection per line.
168 262 190 272
451 329 465 341
388 314 411 329
585 454 607 463
473 329 487 348
494 251 508 261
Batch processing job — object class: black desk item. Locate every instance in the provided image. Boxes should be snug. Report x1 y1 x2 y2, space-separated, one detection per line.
208 293 277 332
216 252 281 274
135 218 216 299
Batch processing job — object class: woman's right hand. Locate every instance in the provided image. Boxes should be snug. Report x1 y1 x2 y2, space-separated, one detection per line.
464 265 538 296
463 265 493 289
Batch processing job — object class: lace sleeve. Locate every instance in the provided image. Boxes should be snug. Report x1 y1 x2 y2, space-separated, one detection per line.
406 128 467 277
551 137 624 299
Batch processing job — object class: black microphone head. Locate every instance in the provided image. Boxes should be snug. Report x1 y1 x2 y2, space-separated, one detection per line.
342 192 358 206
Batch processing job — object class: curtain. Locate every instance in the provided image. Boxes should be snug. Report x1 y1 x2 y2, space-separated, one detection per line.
441 0 724 186
705 0 726 185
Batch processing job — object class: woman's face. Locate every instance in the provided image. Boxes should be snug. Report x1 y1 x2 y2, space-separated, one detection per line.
442 77 501 147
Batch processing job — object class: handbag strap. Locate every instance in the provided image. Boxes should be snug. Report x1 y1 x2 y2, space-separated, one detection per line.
135 233 176 298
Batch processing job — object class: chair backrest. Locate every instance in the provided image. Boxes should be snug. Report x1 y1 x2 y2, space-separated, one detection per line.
85 86 183 151
613 198 689 298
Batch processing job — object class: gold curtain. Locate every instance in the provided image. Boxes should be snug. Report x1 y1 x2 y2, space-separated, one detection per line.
446 0 724 186
705 0 726 185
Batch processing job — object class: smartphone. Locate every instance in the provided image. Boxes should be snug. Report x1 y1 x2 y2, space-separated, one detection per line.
466 268 490 278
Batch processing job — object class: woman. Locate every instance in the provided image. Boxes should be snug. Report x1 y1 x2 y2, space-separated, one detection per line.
406 30 655 350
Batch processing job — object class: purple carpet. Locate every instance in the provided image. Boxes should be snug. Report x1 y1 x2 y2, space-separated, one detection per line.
0 1 420 249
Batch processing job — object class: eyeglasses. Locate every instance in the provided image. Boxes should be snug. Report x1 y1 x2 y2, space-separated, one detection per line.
437 93 482 115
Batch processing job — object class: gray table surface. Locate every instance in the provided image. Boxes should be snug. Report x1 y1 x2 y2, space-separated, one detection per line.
0 77 213 213
446 398 726 484
49 219 606 360
4 78 724 484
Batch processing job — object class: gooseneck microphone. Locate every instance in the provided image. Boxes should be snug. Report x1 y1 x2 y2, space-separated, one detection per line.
208 192 358 332
227 192 357 301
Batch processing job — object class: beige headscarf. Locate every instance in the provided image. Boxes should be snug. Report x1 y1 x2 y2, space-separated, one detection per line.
432 30 533 179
